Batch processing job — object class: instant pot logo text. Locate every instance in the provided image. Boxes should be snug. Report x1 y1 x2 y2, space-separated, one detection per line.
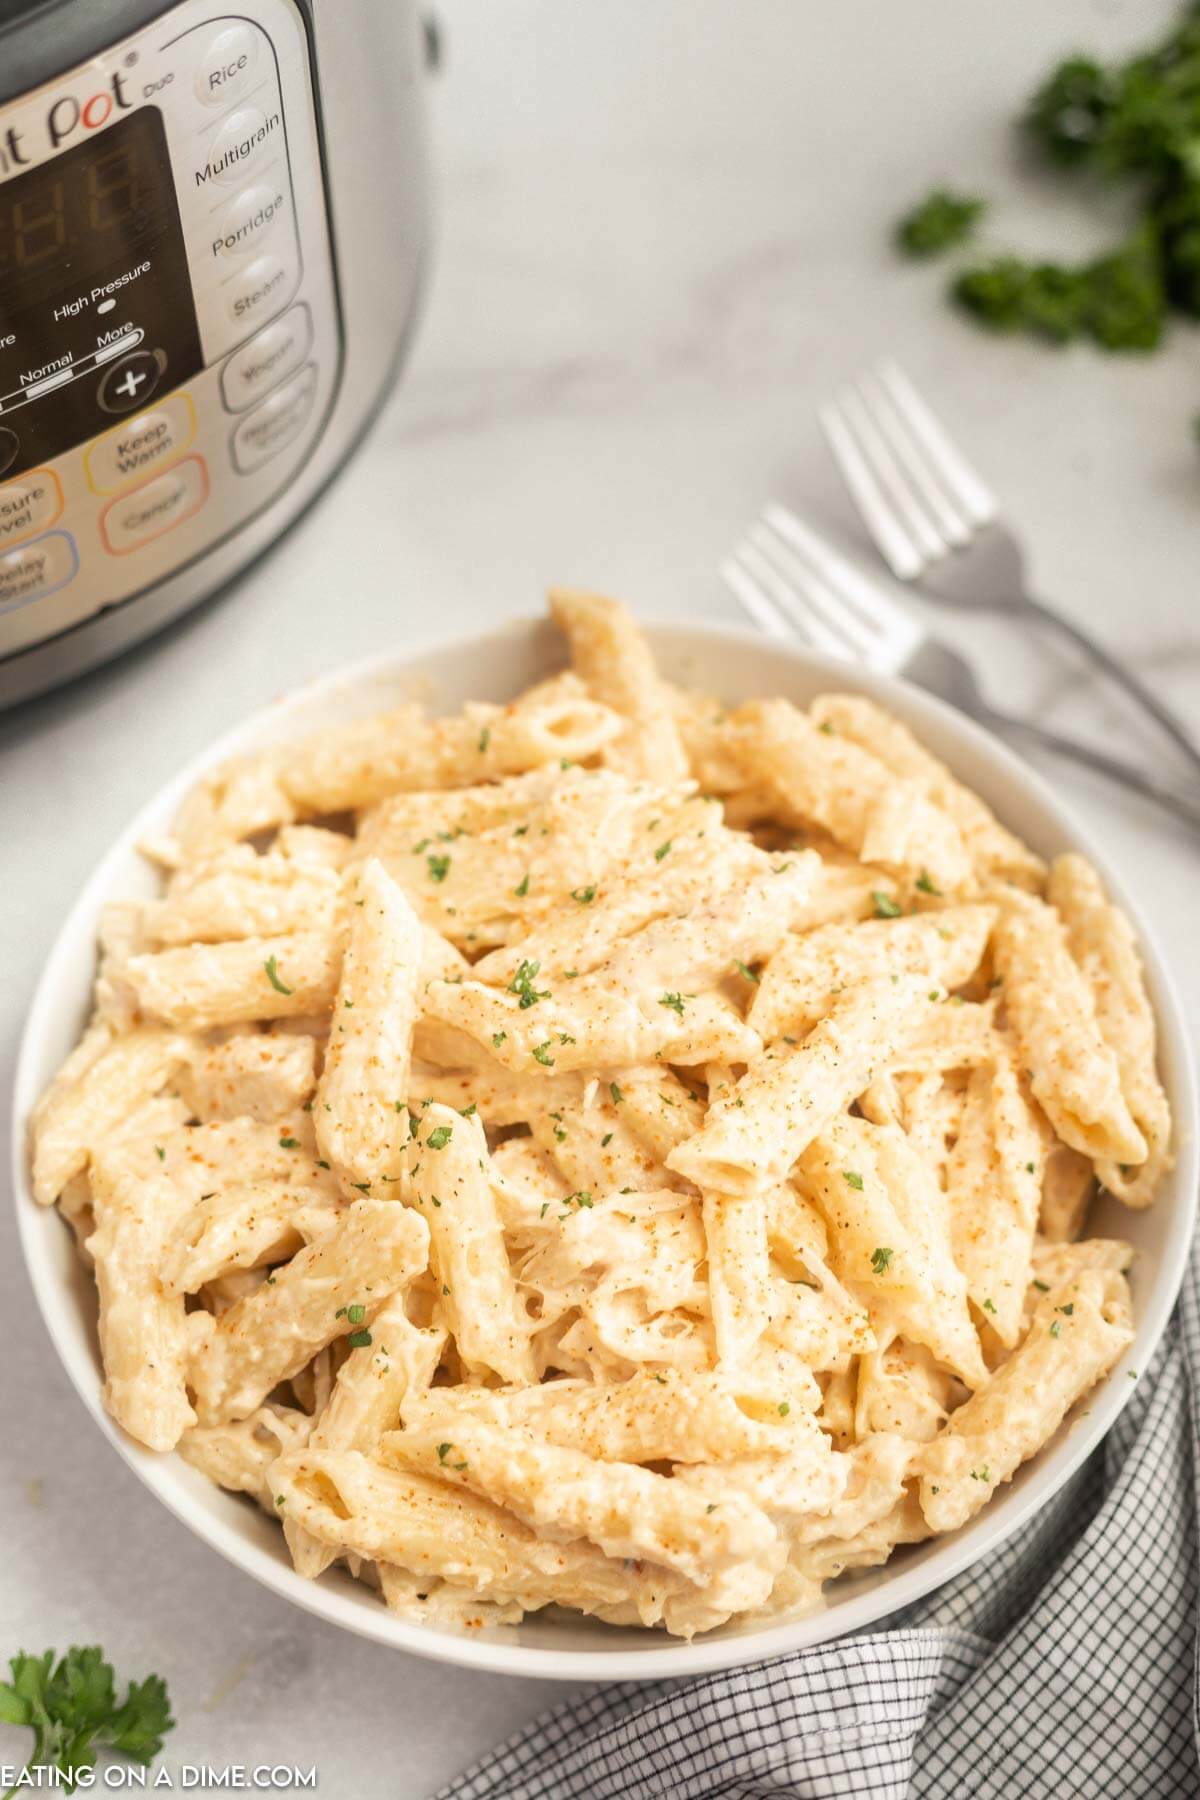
0 72 133 176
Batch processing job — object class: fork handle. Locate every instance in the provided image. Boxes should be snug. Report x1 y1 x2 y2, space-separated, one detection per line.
1021 594 1200 777
987 707 1200 833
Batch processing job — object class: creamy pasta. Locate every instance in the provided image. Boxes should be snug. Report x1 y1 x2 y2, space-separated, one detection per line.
29 592 1164 1638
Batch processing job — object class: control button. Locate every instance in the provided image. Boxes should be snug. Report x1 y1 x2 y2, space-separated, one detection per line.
221 304 311 413
202 106 276 186
100 456 209 555
0 469 63 548
0 428 18 478
213 184 285 259
225 253 296 334
0 529 78 615
86 394 197 495
97 349 165 415
195 24 260 107
231 364 317 473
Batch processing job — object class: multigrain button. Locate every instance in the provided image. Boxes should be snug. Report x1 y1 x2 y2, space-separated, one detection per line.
195 25 260 107
0 529 78 614
213 184 285 259
86 394 196 494
100 456 209 554
200 106 277 187
231 363 316 472
221 304 311 412
0 469 63 547
225 253 296 333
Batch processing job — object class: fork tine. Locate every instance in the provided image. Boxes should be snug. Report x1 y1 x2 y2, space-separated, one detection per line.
762 504 925 663
732 542 854 662
720 557 793 641
747 522 879 661
874 360 997 528
854 371 973 548
831 386 947 564
818 398 925 581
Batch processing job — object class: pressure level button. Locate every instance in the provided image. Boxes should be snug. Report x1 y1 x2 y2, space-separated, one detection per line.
195 26 261 108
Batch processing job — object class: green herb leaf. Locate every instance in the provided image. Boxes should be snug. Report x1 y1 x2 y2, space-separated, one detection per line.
872 892 902 919
264 955 293 995
870 1246 894 1274
426 1125 453 1150
843 1170 865 1191
896 188 985 257
426 852 451 884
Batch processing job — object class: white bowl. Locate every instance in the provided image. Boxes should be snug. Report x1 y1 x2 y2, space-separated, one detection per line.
12 618 1197 1681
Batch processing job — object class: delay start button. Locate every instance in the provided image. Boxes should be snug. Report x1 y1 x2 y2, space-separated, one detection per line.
231 364 317 473
0 530 78 615
100 455 209 555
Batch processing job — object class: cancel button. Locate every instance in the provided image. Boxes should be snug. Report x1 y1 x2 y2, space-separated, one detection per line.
100 455 209 555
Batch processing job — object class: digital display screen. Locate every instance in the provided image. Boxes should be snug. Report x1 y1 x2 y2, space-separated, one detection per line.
0 108 202 478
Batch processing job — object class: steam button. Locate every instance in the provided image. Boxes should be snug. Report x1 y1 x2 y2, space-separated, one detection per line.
195 25 260 108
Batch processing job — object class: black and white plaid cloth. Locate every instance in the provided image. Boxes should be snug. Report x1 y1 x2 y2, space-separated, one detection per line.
439 1247 1199 1799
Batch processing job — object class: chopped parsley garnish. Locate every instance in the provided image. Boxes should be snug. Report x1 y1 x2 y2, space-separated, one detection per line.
279 1136 301 1150
346 1304 366 1325
1050 1321 1062 1338
870 1246 894 1274
659 991 687 1015
154 1146 165 1162
654 840 672 862
532 1042 555 1066
514 873 530 898
478 726 491 754
347 1328 373 1349
571 885 597 904
1032 1279 1050 1293
436 1443 452 1463
600 1132 613 1147
609 1082 623 1105
982 1298 997 1314
426 1125 453 1150
492 1031 507 1049
777 1401 790 1417
843 1170 865 1191
509 958 549 1009
872 891 903 919
915 870 942 895
459 1103 477 1118
1057 1302 1075 1316
264 955 293 995
733 959 760 983
969 1467 991 1483
426 852 451 884
896 189 985 257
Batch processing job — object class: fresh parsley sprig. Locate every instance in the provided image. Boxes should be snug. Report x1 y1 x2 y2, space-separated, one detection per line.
0 1646 174 1796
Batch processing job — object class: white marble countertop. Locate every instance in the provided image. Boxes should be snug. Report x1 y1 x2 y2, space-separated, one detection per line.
1 2 1197 1794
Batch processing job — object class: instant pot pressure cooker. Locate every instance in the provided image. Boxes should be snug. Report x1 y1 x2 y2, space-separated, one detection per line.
0 0 431 706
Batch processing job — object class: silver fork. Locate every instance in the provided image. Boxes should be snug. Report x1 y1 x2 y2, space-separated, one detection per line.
723 504 1200 832
821 360 1200 780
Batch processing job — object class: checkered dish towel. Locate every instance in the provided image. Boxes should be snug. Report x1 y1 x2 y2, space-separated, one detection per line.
439 1248 1200 1800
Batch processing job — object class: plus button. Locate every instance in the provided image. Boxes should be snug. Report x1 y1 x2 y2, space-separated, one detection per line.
113 369 147 402
97 349 163 415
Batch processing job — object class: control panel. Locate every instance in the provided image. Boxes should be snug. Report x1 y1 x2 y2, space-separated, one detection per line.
0 0 342 658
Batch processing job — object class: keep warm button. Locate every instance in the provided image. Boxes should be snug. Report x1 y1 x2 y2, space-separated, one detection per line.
101 456 209 555
86 394 196 495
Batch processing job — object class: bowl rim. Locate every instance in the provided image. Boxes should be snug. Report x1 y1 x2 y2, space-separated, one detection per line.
12 613 1198 1681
